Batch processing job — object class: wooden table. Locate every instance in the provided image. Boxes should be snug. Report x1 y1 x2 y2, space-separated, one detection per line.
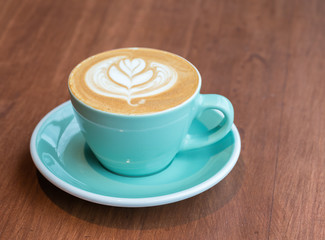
1 0 324 239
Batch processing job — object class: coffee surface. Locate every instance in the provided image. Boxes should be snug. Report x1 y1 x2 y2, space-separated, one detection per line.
69 48 199 114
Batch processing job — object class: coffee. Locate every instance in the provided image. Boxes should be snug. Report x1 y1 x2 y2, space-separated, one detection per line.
69 48 199 115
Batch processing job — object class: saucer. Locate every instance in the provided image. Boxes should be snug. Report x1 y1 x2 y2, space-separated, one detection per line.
30 101 241 207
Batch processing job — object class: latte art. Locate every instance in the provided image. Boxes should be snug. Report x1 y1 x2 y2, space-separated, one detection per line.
86 57 177 106
68 48 199 114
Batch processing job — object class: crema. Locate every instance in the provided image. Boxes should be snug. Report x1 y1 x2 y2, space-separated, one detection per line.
69 48 199 114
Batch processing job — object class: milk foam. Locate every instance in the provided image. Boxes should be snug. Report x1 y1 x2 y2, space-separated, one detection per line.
69 48 199 114
85 56 177 106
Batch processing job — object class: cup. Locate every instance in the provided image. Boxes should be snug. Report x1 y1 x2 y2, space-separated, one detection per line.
68 48 234 176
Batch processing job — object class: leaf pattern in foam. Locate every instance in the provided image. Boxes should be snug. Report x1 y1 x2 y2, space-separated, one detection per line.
132 70 153 86
85 57 177 106
119 58 145 77
109 66 131 88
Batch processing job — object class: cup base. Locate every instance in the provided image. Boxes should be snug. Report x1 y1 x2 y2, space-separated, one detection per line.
97 157 174 177
94 151 176 177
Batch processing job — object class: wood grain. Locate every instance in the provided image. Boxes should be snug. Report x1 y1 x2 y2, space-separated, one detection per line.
0 0 324 239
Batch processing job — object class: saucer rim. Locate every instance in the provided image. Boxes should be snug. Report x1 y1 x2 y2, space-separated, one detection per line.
30 101 241 208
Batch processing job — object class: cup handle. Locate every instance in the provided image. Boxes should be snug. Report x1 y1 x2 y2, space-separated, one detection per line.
180 94 234 151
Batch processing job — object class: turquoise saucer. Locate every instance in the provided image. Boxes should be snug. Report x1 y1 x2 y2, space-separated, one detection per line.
30 101 241 207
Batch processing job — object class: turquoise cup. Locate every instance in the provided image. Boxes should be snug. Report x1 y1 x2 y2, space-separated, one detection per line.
69 60 234 177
